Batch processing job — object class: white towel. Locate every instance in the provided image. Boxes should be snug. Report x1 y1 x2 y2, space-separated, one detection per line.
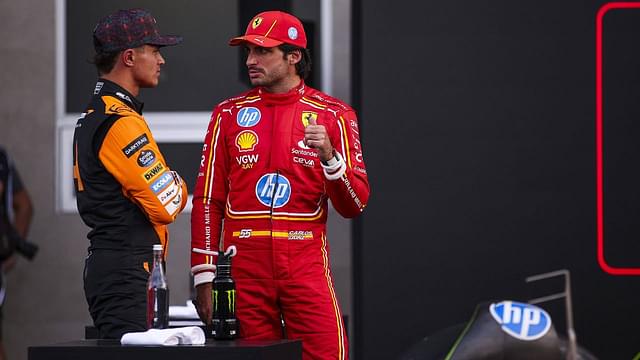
120 326 206 346
168 300 199 319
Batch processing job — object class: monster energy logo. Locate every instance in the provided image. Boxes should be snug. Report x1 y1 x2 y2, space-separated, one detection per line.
227 289 236 313
212 289 236 313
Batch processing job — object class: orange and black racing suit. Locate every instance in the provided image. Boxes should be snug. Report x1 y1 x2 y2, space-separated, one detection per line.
73 79 187 338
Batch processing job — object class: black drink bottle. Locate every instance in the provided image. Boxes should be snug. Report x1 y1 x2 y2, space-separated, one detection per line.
212 252 237 339
147 244 169 329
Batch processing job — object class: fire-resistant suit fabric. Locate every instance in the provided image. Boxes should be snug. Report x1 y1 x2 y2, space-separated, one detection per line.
73 79 187 338
191 81 369 360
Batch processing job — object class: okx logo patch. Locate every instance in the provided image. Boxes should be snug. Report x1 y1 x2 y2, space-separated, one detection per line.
255 173 291 208
489 301 551 341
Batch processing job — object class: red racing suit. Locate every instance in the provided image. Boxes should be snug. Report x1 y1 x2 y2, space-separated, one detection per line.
191 81 369 360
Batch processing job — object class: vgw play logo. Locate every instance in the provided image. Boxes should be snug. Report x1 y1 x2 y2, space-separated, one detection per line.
489 301 551 341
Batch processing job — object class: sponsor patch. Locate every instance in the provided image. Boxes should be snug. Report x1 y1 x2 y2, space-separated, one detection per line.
107 103 132 114
353 138 361 150
291 147 318 158
252 17 263 29
293 156 315 168
115 92 132 103
157 183 179 205
122 134 149 158
235 130 259 152
288 27 298 40
489 301 552 341
350 119 360 133
354 166 367 175
288 230 313 240
137 150 156 167
150 172 173 194
341 175 364 209
255 173 291 208
301 111 317 127
297 139 311 150
164 193 182 216
94 82 103 94
236 154 259 170
237 107 261 127
142 162 165 183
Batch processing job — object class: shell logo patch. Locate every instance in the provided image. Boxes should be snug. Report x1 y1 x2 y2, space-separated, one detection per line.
236 130 259 152
301 111 317 127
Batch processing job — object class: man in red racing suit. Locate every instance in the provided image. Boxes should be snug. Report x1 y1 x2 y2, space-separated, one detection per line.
191 10 369 360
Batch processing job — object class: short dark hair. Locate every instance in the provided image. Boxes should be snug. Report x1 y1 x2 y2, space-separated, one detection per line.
92 50 120 75
278 44 312 80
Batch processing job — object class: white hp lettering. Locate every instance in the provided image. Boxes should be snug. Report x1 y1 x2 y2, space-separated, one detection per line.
260 175 288 203
239 110 258 125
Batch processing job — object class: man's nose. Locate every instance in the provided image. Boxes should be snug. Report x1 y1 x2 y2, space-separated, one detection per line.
246 52 257 66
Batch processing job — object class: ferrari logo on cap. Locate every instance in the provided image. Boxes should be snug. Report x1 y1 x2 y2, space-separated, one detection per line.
252 17 263 29
302 111 317 127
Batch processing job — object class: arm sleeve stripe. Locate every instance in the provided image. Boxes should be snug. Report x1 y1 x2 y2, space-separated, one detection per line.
338 116 352 169
203 114 222 204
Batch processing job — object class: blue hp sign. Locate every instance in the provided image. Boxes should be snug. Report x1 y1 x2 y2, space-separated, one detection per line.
237 107 261 127
255 173 291 208
489 301 551 341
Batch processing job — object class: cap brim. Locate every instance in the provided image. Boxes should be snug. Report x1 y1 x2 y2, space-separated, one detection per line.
228 35 283 47
147 35 183 47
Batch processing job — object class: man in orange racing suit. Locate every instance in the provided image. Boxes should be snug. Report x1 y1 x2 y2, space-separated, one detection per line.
191 10 369 360
73 9 187 339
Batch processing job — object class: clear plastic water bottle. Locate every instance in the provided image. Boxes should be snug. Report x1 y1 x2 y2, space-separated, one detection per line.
147 244 169 329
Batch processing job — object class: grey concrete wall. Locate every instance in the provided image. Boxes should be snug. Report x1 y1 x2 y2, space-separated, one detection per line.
0 1 353 359
0 1 91 360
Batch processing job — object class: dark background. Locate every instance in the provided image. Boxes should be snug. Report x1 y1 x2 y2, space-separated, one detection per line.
63 0 640 358
354 1 640 359
66 0 245 112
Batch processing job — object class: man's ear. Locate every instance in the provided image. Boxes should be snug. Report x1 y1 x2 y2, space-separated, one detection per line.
121 49 135 67
288 49 302 65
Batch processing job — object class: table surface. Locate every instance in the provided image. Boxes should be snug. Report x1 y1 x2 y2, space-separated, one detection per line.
39 338 298 347
29 338 302 360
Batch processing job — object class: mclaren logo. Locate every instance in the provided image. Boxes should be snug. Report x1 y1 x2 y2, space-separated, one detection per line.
108 104 130 113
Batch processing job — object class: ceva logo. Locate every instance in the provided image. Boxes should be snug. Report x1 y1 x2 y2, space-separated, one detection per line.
489 301 551 341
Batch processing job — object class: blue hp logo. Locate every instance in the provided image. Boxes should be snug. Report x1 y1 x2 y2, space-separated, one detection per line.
255 173 291 208
237 107 261 127
489 301 551 341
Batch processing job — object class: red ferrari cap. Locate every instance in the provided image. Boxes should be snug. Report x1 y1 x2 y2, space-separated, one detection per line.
229 10 307 48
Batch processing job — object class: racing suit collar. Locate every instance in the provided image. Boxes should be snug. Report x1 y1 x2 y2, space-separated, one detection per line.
257 81 306 105
95 78 145 114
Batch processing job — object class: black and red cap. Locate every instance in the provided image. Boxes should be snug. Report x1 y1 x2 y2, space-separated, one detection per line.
93 8 183 53
229 10 307 48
